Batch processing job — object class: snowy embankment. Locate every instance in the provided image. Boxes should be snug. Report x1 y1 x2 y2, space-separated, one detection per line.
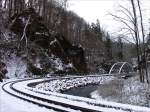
35 76 114 92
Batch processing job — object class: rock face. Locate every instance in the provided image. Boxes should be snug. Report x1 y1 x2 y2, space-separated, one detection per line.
9 8 87 75
0 61 7 81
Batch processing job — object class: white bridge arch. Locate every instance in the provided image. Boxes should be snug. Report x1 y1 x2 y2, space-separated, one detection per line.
109 62 134 74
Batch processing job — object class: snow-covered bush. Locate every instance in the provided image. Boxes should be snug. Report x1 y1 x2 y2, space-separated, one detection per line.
5 53 28 78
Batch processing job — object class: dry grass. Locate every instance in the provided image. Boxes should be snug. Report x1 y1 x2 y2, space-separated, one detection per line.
91 76 150 106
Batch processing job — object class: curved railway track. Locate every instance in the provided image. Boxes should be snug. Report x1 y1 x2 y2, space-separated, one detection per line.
2 76 150 112
2 79 83 112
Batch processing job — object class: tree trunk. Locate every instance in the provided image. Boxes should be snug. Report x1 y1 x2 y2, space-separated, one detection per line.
130 0 143 82
137 0 149 83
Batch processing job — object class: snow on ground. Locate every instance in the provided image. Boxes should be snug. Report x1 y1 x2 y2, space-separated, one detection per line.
1 76 150 112
91 76 150 107
4 53 28 78
35 76 114 92
18 77 150 112
11 78 127 112
0 81 57 112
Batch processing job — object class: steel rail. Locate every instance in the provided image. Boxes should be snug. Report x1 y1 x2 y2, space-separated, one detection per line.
1 76 122 112
2 77 112 112
2 75 147 112
2 81 75 112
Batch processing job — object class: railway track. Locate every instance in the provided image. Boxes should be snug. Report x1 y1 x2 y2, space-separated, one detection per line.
2 76 150 112
2 81 81 112
2 77 119 112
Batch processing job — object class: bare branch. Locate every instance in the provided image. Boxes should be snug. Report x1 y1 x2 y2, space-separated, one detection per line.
117 9 134 24
109 13 135 33
121 36 135 44
119 5 135 21
112 35 135 44
20 15 31 46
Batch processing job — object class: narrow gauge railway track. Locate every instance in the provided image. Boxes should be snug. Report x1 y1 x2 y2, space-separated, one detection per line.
2 76 121 112
2 75 150 112
10 82 105 112
2 81 83 112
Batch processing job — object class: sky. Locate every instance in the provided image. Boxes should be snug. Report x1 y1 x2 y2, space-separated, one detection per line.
67 0 150 37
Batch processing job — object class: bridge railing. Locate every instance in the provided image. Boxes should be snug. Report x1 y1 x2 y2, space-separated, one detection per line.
109 62 136 77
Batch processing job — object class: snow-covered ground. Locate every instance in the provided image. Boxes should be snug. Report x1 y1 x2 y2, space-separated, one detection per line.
11 78 126 112
19 77 150 112
35 76 114 92
1 75 150 112
0 80 57 112
91 76 150 107
0 77 127 112
4 53 28 78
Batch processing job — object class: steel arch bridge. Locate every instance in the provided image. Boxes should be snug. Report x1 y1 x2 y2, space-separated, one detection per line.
109 62 134 75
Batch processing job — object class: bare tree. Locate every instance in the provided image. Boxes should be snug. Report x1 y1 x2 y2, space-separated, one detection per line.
130 0 144 82
137 0 149 83
109 0 149 83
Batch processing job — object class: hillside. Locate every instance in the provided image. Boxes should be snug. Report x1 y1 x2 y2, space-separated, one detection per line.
0 0 136 79
0 0 103 78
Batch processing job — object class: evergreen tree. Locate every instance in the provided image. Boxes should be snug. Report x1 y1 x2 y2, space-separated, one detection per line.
105 33 112 60
91 19 103 41
117 37 123 60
